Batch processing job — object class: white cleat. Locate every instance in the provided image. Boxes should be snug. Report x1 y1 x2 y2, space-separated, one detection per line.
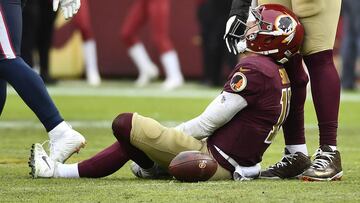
29 143 56 178
49 123 86 163
162 77 184 90
135 64 159 87
87 74 101 86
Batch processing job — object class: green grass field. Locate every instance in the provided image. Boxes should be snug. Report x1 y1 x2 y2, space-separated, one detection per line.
0 81 359 202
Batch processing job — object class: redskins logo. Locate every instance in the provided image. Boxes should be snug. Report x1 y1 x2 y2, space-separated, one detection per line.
230 72 247 92
198 160 207 169
276 15 296 34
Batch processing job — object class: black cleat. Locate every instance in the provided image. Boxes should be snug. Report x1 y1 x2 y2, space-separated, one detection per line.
300 145 343 181
260 148 311 179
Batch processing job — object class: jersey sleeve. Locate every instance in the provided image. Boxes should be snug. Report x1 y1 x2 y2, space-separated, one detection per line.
223 67 264 105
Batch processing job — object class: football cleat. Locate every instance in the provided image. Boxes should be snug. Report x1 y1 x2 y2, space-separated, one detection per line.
260 148 311 179
300 145 343 181
130 162 172 179
49 125 86 163
162 77 184 90
29 143 56 178
135 64 159 87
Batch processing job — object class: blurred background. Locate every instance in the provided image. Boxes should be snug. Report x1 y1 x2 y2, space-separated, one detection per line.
23 0 360 91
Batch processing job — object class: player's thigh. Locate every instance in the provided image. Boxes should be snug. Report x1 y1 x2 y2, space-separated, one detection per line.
258 0 292 9
292 0 341 55
147 0 173 52
130 113 206 167
73 0 93 40
0 0 22 60
131 113 232 180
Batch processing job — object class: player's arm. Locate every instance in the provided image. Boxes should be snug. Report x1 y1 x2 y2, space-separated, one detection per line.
53 0 81 20
175 91 248 139
224 0 252 55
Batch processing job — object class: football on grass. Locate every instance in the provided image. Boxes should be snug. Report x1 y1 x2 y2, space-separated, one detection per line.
168 151 218 182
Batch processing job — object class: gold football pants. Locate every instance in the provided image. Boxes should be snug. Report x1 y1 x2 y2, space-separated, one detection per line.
129 113 232 180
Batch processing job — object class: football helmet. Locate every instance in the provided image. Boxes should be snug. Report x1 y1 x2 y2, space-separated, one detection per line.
241 4 304 63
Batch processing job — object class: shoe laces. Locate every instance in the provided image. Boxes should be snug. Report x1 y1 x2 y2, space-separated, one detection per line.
41 140 51 153
48 139 61 157
270 153 298 169
311 149 335 169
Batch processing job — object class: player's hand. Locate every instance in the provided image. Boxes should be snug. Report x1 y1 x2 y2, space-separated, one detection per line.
224 15 247 55
53 0 81 20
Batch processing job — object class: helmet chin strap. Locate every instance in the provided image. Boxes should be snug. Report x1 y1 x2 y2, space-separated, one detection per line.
238 40 288 64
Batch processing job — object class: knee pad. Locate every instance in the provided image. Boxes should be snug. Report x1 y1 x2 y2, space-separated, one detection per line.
112 113 133 141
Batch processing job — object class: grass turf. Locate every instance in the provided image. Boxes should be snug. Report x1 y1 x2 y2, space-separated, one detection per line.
0 82 359 202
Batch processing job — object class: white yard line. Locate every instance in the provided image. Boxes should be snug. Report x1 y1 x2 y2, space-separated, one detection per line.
0 120 319 129
6 83 360 101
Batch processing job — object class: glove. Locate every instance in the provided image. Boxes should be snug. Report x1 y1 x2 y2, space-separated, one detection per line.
224 15 247 55
53 0 81 20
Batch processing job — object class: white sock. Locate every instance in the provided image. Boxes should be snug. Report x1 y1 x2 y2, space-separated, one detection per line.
83 40 101 84
54 163 80 178
160 50 183 81
329 145 337 151
129 43 156 75
48 121 72 139
286 144 308 156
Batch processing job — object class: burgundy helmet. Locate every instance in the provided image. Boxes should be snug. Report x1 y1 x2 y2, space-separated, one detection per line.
243 4 304 64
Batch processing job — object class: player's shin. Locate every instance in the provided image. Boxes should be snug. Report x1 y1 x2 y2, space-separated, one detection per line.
78 142 129 178
283 53 308 151
304 50 339 146
0 57 63 132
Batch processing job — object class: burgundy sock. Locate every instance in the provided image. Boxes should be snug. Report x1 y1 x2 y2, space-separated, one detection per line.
78 142 129 178
112 113 154 169
304 50 340 146
283 54 308 145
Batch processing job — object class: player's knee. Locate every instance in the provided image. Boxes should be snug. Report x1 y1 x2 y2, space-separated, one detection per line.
293 69 309 88
153 37 173 53
119 28 135 47
112 113 133 141
286 55 309 88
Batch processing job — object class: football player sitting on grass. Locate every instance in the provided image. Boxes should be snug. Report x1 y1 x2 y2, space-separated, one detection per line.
29 4 307 181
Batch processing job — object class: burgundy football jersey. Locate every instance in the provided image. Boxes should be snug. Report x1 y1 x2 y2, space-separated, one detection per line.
207 55 291 172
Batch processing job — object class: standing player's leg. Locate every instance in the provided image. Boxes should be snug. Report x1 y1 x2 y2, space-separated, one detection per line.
292 0 343 181
0 1 85 163
148 0 184 90
21 0 40 68
258 0 311 179
120 0 159 87
0 80 6 115
260 54 311 179
73 1 101 86
37 0 57 84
